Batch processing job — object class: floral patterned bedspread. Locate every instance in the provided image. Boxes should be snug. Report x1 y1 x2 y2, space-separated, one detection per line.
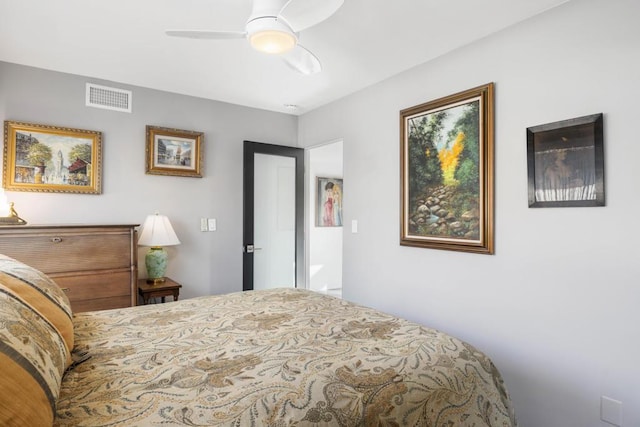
55 288 516 426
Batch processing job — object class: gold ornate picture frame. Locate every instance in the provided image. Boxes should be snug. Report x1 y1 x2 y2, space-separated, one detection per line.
146 125 203 178
400 83 495 254
3 121 102 194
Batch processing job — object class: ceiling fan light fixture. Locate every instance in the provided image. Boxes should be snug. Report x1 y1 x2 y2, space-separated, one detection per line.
247 17 297 54
165 0 346 74
250 30 296 54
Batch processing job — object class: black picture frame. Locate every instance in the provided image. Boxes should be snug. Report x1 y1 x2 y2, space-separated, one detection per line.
527 113 604 208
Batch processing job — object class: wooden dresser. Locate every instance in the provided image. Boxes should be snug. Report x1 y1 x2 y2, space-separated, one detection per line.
0 224 138 312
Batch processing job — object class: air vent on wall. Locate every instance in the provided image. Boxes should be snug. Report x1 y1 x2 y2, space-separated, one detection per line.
85 83 132 113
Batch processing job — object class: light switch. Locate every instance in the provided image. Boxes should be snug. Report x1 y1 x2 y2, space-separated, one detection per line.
208 218 217 231
200 218 208 232
351 220 358 233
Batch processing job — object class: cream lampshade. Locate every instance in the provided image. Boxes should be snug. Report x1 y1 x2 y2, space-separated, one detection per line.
138 213 180 284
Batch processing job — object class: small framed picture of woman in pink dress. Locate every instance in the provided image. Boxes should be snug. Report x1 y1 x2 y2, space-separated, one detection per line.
316 177 343 227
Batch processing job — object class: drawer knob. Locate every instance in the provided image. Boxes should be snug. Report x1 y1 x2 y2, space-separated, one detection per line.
51 237 63 243
61 288 70 292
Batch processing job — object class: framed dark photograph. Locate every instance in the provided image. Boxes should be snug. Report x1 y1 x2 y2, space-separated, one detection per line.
316 177 343 227
146 125 203 178
400 83 494 254
3 121 102 194
527 113 604 208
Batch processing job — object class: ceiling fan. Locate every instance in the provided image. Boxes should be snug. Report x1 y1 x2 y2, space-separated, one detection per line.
166 0 344 75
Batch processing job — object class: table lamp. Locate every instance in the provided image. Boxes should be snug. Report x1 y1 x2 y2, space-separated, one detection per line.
138 212 180 284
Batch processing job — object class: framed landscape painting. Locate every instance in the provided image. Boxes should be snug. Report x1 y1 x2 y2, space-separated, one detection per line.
400 83 495 254
3 121 102 194
146 125 203 178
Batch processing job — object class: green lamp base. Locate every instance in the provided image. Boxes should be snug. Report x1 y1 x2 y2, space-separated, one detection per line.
145 246 168 284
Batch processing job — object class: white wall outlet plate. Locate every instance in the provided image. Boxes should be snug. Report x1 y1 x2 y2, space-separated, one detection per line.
601 396 622 426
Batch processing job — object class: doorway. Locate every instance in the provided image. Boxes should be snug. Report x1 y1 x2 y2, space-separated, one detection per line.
243 141 304 291
306 140 343 297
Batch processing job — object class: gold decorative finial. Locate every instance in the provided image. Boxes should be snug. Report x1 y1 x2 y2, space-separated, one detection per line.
0 202 27 225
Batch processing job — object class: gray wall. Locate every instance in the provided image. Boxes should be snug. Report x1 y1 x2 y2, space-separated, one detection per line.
0 61 298 298
298 0 640 426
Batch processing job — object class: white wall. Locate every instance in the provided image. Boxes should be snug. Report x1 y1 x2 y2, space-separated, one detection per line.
0 61 298 299
307 141 343 293
298 1 640 426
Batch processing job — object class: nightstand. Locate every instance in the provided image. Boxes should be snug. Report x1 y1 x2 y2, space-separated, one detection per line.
137 277 182 305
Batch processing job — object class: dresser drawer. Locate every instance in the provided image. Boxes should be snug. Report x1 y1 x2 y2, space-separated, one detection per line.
70 296 132 313
54 270 132 300
0 230 132 274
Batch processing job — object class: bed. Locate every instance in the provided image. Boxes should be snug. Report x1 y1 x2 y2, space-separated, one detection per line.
0 254 517 426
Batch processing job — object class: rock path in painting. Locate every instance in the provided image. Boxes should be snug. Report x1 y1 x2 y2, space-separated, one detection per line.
409 185 480 239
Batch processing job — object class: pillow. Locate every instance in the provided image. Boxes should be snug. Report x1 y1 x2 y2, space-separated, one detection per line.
0 254 74 426
0 255 74 356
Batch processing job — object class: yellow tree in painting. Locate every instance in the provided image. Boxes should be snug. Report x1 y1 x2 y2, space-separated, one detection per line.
438 131 465 185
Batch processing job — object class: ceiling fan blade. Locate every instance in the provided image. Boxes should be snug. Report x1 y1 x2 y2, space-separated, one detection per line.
278 0 344 32
281 44 321 75
165 30 246 40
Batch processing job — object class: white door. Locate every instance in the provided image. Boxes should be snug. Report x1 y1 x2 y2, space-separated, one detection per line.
253 153 295 289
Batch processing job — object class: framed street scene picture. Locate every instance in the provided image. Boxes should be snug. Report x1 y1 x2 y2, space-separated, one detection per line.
3 121 102 194
146 125 203 178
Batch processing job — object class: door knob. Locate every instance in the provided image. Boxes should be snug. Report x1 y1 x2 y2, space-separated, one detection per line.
244 245 263 253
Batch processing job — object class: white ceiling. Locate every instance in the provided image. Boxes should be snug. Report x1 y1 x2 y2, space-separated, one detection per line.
0 0 569 115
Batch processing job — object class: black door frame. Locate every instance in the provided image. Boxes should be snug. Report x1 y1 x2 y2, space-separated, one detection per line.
243 140 304 291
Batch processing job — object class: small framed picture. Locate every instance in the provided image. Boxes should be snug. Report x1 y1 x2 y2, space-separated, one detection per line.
527 113 604 207
316 177 343 227
3 121 102 194
146 125 203 178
